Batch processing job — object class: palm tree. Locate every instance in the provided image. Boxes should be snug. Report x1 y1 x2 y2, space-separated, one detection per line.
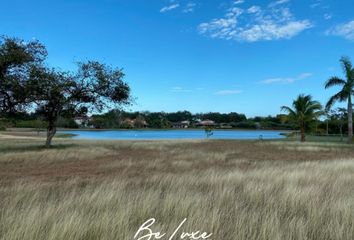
281 94 323 142
325 57 354 144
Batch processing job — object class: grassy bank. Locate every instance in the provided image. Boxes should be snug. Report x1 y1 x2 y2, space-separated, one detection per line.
1 138 354 239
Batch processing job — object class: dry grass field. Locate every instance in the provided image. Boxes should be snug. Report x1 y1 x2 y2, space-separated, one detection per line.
1 136 354 240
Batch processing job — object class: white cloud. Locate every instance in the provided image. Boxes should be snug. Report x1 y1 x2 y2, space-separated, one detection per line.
310 0 326 9
170 87 192 93
247 6 261 14
324 13 332 20
233 0 245 5
259 73 313 84
238 20 312 42
198 3 312 42
160 3 180 13
326 20 354 41
214 90 243 95
310 3 320 8
269 0 290 8
183 2 196 13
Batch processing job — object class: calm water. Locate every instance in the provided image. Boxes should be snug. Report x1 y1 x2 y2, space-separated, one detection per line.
63 130 286 140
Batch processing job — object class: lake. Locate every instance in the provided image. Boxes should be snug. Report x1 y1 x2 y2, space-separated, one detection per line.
63 130 286 140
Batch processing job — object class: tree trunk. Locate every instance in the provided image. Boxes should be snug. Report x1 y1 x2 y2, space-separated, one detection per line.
348 96 353 144
45 124 57 147
300 122 306 142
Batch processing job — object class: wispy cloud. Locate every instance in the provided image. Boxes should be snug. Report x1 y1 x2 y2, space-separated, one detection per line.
323 13 332 20
198 2 312 42
233 0 245 5
247 6 261 14
183 2 196 13
214 90 243 96
170 87 192 93
310 0 329 9
259 73 313 84
160 3 180 13
326 20 354 41
269 0 290 8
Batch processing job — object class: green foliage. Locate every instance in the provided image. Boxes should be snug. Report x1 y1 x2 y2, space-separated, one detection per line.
325 57 354 109
1 36 132 146
14 120 46 128
89 117 107 129
281 94 323 141
231 121 258 129
56 118 78 129
281 95 323 126
145 112 171 129
166 111 193 122
119 122 134 129
0 36 47 114
195 112 246 123
325 56 354 143
87 110 250 129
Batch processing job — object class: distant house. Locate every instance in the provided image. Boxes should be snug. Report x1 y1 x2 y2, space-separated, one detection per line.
122 118 148 128
172 120 190 128
134 118 148 128
195 120 217 127
122 118 134 128
74 117 89 127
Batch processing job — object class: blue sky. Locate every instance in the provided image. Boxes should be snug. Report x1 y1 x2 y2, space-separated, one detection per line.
1 0 354 117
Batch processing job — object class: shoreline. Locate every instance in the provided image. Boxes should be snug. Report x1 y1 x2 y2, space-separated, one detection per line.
59 128 291 132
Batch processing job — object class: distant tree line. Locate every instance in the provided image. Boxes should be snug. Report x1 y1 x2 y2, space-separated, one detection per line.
2 108 352 134
90 110 250 129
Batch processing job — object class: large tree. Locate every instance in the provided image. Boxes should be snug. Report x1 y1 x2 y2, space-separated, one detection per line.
29 61 131 147
281 94 323 142
325 57 354 143
328 108 347 141
0 36 47 114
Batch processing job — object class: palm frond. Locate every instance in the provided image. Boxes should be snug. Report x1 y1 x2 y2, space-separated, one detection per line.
308 101 323 111
341 56 353 80
324 77 346 89
280 106 296 116
325 91 347 110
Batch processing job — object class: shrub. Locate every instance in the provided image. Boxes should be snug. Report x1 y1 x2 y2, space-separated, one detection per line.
14 120 46 128
231 121 257 129
56 118 79 129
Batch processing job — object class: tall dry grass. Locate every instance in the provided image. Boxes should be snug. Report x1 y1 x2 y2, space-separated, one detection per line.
0 138 354 239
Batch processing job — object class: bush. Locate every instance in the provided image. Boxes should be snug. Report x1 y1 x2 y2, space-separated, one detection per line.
0 125 5 131
14 120 46 128
56 118 79 129
231 121 257 129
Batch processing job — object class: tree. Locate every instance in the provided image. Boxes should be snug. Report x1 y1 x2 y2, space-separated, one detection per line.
0 36 47 115
329 108 347 141
166 111 192 122
29 61 131 147
281 94 323 142
325 57 354 143
228 112 247 123
145 112 170 128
